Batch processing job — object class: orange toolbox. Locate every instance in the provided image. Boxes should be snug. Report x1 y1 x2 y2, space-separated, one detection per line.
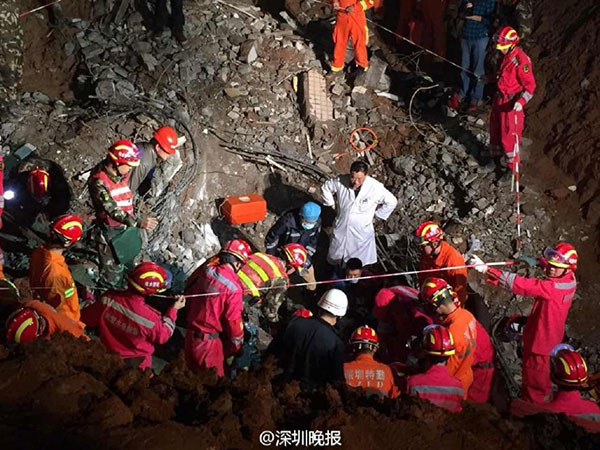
222 193 267 225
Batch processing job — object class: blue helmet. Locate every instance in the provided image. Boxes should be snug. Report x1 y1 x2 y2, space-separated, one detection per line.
300 202 321 222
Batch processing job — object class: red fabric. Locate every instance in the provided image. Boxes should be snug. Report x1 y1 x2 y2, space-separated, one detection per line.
344 353 399 398
372 285 433 362
418 241 468 305
184 263 244 377
521 351 552 403
442 307 477 397
419 0 447 57
83 289 177 369
487 269 576 355
489 47 536 170
238 253 289 292
396 0 418 38
546 390 600 417
92 169 135 227
332 0 372 70
468 321 494 403
406 365 464 412
24 299 85 339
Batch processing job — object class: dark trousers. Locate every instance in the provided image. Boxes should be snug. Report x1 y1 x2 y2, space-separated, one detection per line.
155 0 184 32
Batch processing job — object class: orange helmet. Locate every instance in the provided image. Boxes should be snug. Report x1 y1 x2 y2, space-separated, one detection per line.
543 242 578 270
153 126 178 154
550 345 589 386
350 325 379 349
51 214 84 246
108 140 140 167
496 26 519 50
415 221 443 246
5 307 44 343
283 243 308 269
222 239 251 264
422 324 456 356
293 308 313 318
27 168 50 200
420 277 458 307
128 261 168 295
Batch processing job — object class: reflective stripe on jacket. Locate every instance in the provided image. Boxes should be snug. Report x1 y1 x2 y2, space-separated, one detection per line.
92 169 135 227
407 365 464 412
238 253 288 297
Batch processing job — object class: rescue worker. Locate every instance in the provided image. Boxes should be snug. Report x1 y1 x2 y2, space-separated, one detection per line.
0 0 23 109
130 125 184 197
29 215 85 327
239 243 309 324
85 261 185 370
372 286 433 363
489 26 536 178
406 324 465 412
419 0 449 58
469 320 495 403
321 160 397 267
415 221 468 305
344 325 399 398
265 201 321 291
330 0 374 73
3 155 72 228
279 289 348 389
511 346 600 432
5 300 85 343
184 239 251 377
153 0 186 43
88 140 158 288
470 242 578 403
420 278 477 397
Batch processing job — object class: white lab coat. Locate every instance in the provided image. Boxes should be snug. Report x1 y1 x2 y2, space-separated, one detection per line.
321 174 398 266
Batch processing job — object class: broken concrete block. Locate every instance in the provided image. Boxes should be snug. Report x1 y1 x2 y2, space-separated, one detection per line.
82 45 104 59
239 40 258 64
351 85 372 109
301 69 334 127
141 53 159 71
357 55 388 89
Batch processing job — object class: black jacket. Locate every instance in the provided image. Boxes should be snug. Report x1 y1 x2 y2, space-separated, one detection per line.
265 209 321 259
279 316 345 389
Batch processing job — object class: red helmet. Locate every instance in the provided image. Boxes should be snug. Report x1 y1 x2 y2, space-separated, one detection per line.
415 221 443 245
350 325 379 349
128 261 168 295
496 26 519 50
283 243 308 269
153 126 178 155
293 308 313 318
108 140 141 167
51 214 84 246
422 324 456 356
222 239 251 264
420 277 458 307
551 346 589 386
27 168 50 200
543 242 578 270
5 307 44 343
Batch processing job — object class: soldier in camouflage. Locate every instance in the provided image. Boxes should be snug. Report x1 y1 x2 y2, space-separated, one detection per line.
0 0 23 109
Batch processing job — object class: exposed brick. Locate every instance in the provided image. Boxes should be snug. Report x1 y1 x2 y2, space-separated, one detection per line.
301 69 333 128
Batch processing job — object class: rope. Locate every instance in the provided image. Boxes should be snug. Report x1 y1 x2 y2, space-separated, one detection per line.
19 0 62 19
153 260 515 299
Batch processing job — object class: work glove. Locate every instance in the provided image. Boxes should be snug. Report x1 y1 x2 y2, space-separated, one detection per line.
468 255 488 274
517 255 537 268
513 102 523 112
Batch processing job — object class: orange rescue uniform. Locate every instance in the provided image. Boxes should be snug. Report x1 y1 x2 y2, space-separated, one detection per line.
419 241 468 305
29 246 83 327
344 353 399 398
442 307 477 397
24 299 85 339
331 0 373 72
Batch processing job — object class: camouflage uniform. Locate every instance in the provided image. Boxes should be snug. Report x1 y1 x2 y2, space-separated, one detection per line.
0 0 23 108
89 161 142 289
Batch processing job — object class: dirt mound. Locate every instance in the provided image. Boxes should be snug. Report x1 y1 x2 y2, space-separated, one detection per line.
527 0 600 257
0 334 597 450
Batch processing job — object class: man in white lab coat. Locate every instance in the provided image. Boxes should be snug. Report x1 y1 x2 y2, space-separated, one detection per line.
321 161 398 267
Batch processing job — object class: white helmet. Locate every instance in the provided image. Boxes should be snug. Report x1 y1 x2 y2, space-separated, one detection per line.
317 289 348 317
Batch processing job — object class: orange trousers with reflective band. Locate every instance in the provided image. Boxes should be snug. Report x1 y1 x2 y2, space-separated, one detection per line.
332 10 369 71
